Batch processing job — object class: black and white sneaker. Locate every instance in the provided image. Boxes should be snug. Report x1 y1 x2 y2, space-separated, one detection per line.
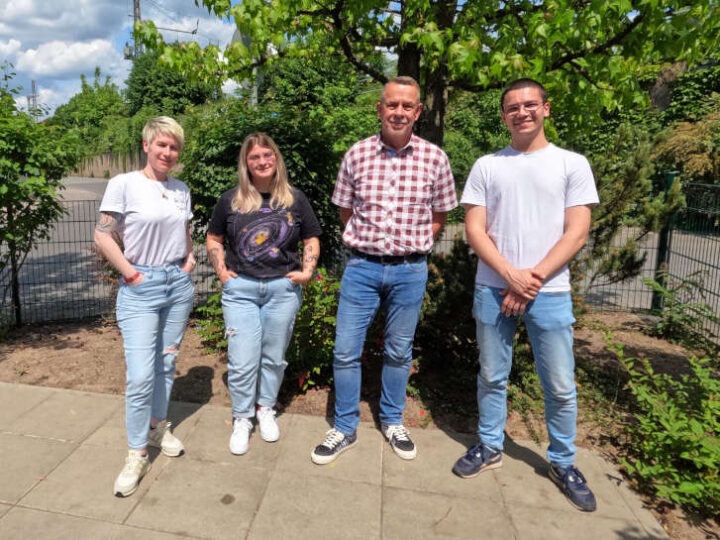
381 423 417 460
311 429 357 465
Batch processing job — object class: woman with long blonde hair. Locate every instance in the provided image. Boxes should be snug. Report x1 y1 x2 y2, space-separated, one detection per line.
206 133 322 455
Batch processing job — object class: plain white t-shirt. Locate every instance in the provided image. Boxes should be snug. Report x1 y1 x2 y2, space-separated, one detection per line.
99 171 193 266
461 143 599 292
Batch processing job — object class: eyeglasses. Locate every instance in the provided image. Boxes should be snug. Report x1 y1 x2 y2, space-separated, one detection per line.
503 101 544 115
247 151 276 162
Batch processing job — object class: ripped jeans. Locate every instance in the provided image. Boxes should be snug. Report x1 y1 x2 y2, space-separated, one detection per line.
222 275 302 419
116 261 194 450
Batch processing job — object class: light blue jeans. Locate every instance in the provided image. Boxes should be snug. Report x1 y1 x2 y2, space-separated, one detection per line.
333 256 428 434
116 262 194 450
473 285 577 467
222 275 302 419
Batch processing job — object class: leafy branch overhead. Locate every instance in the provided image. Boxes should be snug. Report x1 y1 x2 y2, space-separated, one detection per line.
138 0 719 144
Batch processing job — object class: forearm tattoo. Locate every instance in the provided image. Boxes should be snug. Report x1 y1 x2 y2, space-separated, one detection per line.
208 246 226 276
302 244 319 275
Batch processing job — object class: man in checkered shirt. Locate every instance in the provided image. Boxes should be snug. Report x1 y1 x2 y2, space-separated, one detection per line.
311 76 457 465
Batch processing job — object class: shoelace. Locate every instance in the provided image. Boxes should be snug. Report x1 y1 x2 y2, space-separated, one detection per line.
466 444 484 458
321 429 345 448
233 418 252 434
125 453 147 474
387 425 411 442
563 465 587 486
257 408 276 420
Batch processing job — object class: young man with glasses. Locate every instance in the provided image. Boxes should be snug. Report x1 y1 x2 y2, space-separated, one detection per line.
311 76 457 465
454 78 600 512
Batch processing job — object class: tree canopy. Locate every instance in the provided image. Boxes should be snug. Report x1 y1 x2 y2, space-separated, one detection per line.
48 68 126 147
1 65 80 325
137 0 719 145
125 51 221 116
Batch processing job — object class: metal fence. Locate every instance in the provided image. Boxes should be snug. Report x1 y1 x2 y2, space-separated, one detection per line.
0 200 217 326
2 184 719 328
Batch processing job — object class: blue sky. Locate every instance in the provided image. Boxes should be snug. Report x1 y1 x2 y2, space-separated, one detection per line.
0 0 238 116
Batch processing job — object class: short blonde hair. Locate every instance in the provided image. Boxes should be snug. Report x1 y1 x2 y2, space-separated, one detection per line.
232 133 294 213
142 116 185 148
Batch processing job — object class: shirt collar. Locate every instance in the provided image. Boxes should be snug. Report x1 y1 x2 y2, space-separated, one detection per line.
376 133 416 156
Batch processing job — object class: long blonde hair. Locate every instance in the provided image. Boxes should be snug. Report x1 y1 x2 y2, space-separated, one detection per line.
232 133 294 213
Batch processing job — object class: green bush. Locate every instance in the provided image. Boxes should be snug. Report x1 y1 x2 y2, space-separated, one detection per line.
285 268 341 391
180 99 344 266
608 337 720 516
643 270 720 359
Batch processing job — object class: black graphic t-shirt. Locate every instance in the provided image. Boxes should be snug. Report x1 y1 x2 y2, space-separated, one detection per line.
208 188 322 279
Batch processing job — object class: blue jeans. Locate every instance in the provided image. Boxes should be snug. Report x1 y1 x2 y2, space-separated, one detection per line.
333 256 428 434
473 286 577 467
222 275 302 419
116 262 194 450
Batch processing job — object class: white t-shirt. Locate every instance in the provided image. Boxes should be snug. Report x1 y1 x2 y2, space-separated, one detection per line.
99 171 193 266
461 143 599 292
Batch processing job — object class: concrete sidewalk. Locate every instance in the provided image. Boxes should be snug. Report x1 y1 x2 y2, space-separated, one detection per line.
0 381 668 539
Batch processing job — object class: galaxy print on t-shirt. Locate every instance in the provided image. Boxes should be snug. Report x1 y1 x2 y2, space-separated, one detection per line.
238 208 295 262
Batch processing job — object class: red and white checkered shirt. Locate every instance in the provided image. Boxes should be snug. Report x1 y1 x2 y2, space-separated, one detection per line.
332 134 457 256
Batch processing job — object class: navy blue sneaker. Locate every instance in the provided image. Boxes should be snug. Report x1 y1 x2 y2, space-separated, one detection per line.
311 429 357 465
549 464 597 512
452 444 502 478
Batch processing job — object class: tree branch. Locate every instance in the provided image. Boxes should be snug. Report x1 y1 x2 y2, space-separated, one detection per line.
550 14 646 70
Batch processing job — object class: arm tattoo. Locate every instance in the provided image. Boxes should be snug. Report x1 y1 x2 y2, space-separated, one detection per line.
208 246 226 275
302 244 319 274
95 212 122 242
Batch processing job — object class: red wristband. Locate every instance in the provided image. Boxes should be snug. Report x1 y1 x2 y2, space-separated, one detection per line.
123 271 141 284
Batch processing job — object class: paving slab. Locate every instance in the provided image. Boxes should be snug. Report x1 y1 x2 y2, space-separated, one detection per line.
509 505 668 540
5 389 121 442
383 427 503 500
0 383 671 540
0 433 75 504
0 506 120 539
181 404 284 467
276 413 383 486
0 382 55 429
20 445 167 523
589 448 670 539
82 400 201 451
0 507 193 540
248 469 382 540
126 458 270 539
382 485 516 540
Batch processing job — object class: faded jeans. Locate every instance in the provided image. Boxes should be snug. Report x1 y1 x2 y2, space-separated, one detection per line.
222 275 302 419
473 285 577 467
116 261 194 450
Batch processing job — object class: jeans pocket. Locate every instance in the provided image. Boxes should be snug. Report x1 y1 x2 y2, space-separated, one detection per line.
404 259 428 274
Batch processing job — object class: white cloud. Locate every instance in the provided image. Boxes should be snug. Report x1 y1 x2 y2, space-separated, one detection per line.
17 40 125 80
0 0 126 49
0 38 22 60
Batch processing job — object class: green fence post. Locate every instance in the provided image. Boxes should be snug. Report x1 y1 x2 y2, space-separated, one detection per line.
651 171 678 312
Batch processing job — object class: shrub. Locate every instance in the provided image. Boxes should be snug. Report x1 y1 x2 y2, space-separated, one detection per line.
285 268 341 391
180 99 344 266
608 337 720 516
643 270 720 359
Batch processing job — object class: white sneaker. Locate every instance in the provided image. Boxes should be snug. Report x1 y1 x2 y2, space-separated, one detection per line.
113 450 150 497
229 417 253 455
256 406 279 442
147 420 184 457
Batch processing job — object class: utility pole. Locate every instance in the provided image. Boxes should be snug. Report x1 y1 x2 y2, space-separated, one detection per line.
25 80 40 120
125 0 143 59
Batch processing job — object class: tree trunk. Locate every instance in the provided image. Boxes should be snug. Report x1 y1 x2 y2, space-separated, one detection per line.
416 67 448 147
7 206 22 327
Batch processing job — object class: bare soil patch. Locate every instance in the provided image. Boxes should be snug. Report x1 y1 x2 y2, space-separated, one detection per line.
0 311 716 539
